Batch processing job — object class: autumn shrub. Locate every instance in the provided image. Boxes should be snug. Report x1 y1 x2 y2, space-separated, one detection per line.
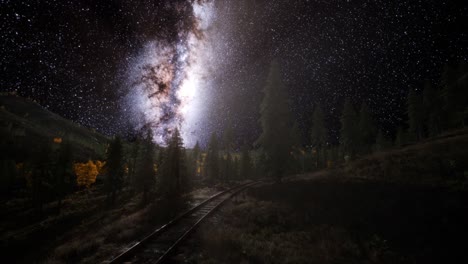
73 160 105 188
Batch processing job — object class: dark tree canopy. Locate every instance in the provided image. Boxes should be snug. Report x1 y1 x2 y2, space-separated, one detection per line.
205 132 220 182
358 102 377 154
136 128 156 204
310 104 327 150
340 99 359 159
54 141 74 211
407 89 424 140
160 128 188 197
441 63 468 128
105 136 124 204
239 145 253 180
422 81 442 137
256 61 293 181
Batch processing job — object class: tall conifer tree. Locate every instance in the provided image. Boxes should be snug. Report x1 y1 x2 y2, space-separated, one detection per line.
256 60 292 182
340 99 359 159
205 132 219 182
358 102 376 154
407 89 424 140
105 136 124 204
136 128 156 204
160 128 188 197
310 104 327 167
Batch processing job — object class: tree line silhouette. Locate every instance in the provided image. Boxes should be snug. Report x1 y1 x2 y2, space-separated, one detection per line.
0 61 466 215
255 61 467 182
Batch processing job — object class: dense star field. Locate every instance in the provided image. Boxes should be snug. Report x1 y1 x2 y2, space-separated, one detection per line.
1 0 467 146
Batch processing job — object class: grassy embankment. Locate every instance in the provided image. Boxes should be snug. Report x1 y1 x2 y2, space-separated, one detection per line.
175 129 468 264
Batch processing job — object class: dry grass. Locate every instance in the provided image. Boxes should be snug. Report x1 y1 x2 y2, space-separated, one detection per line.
343 129 468 185
187 197 394 264
286 130 468 186
42 195 152 264
178 177 468 264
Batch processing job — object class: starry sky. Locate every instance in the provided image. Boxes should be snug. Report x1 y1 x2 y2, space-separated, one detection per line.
1 0 467 146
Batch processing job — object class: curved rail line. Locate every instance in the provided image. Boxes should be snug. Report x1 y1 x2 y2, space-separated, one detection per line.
104 181 259 264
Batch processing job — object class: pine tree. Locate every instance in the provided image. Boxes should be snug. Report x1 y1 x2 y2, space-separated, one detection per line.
205 132 219 183
220 128 235 182
395 126 406 147
310 104 327 168
136 128 156 204
441 63 468 128
326 146 340 168
422 81 442 137
193 141 200 163
105 136 124 204
191 141 201 177
459 63 468 127
289 121 303 173
255 151 268 178
256 60 292 182
231 156 240 181
240 145 253 180
375 130 390 152
290 121 302 150
340 99 359 159
222 127 234 152
358 102 377 154
407 89 424 140
128 137 140 192
159 128 188 198
223 152 233 182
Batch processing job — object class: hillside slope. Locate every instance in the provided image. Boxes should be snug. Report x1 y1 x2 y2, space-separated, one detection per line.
343 129 468 184
0 94 109 161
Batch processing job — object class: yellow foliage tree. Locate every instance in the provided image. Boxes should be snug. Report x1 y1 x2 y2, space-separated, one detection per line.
74 160 105 188
95 160 105 173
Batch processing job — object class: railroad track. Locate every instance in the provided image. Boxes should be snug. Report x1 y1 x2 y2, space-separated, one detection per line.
104 181 259 264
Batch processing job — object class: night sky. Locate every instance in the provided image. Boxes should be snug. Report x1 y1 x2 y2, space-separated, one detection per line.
1 0 467 146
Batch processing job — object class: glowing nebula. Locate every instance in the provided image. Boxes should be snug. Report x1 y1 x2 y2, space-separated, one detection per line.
124 1 215 146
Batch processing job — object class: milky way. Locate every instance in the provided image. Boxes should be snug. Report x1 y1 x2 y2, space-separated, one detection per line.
123 1 216 146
